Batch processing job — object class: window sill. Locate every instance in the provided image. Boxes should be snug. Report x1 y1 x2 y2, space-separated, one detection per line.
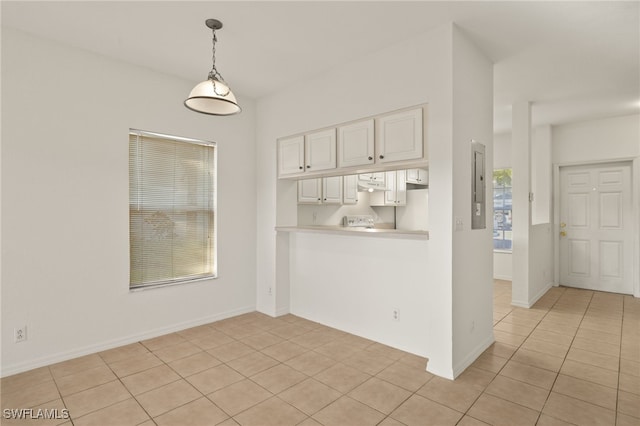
129 275 217 292
493 249 512 254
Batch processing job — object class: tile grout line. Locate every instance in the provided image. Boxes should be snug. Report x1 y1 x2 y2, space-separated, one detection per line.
537 289 597 426
472 287 566 425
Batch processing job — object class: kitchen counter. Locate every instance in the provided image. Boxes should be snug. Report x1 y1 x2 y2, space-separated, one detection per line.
275 225 429 240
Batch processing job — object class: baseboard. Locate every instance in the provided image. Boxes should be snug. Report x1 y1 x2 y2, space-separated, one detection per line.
1 305 255 377
529 281 554 306
275 307 290 317
452 333 495 379
512 281 554 309
510 300 530 308
493 274 512 281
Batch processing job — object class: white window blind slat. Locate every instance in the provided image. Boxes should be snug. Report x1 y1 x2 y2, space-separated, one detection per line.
129 131 216 289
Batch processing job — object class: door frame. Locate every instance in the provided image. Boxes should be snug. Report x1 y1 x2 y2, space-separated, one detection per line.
553 157 639 297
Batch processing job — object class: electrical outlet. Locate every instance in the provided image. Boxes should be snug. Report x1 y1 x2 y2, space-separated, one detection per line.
268 287 273 296
14 326 27 343
392 308 400 321
470 320 475 333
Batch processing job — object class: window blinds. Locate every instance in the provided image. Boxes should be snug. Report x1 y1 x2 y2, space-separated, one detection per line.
129 131 217 289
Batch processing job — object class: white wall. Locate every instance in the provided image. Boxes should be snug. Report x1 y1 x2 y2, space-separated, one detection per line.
493 126 551 283
256 25 453 364
1 29 258 376
290 233 429 355
493 132 513 280
450 27 494 375
532 125 552 224
552 114 640 298
493 132 512 169
256 23 494 379
493 253 513 281
553 114 640 164
256 24 453 317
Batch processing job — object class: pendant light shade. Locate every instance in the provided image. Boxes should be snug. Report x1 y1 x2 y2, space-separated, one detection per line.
185 19 241 116
185 78 241 115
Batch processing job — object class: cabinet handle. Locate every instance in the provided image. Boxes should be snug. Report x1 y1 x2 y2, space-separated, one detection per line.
306 165 311 169
318 198 321 201
379 155 384 159
368 156 373 161
299 166 303 170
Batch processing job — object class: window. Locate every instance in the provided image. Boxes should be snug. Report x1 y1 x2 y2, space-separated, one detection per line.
493 168 512 251
129 130 217 289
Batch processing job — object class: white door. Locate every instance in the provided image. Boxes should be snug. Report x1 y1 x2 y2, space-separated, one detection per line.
559 162 633 294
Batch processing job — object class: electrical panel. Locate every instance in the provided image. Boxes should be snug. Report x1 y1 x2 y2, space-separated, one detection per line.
471 141 486 230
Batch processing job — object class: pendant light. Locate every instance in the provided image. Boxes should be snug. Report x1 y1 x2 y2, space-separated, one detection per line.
185 19 241 116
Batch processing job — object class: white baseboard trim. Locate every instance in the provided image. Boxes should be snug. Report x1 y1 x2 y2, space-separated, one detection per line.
511 300 530 308
452 333 495 379
512 281 554 309
1 305 255 378
530 281 554 306
493 274 512 281
275 307 290 317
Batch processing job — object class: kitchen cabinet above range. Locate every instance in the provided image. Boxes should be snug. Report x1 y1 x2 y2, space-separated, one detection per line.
277 105 427 179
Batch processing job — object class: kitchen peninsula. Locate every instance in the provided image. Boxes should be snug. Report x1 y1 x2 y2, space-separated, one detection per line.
258 23 494 380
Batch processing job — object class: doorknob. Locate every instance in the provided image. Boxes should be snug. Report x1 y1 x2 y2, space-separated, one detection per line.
560 231 567 237
560 222 566 228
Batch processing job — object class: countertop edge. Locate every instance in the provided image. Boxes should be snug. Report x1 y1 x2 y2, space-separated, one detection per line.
275 226 429 240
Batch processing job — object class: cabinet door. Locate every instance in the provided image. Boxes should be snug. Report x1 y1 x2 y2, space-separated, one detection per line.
406 168 428 184
322 176 343 204
380 171 407 206
359 172 386 183
343 175 358 205
298 179 322 204
395 170 407 205
337 119 374 168
376 108 423 163
384 172 397 205
278 135 305 176
305 129 336 172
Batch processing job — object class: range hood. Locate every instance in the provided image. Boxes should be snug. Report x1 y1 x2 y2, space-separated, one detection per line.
357 179 387 192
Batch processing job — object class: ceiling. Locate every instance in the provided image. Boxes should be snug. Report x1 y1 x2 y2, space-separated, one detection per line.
3 1 639 133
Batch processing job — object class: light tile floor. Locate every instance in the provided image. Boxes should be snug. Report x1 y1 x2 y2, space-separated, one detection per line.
1 281 639 425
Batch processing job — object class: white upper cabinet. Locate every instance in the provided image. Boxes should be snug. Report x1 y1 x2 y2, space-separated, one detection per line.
337 119 375 168
343 175 358 205
298 177 343 204
278 105 426 179
359 172 386 183
305 129 336 172
406 168 428 185
298 178 322 204
278 135 305 176
322 176 343 204
376 108 423 164
370 170 407 206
